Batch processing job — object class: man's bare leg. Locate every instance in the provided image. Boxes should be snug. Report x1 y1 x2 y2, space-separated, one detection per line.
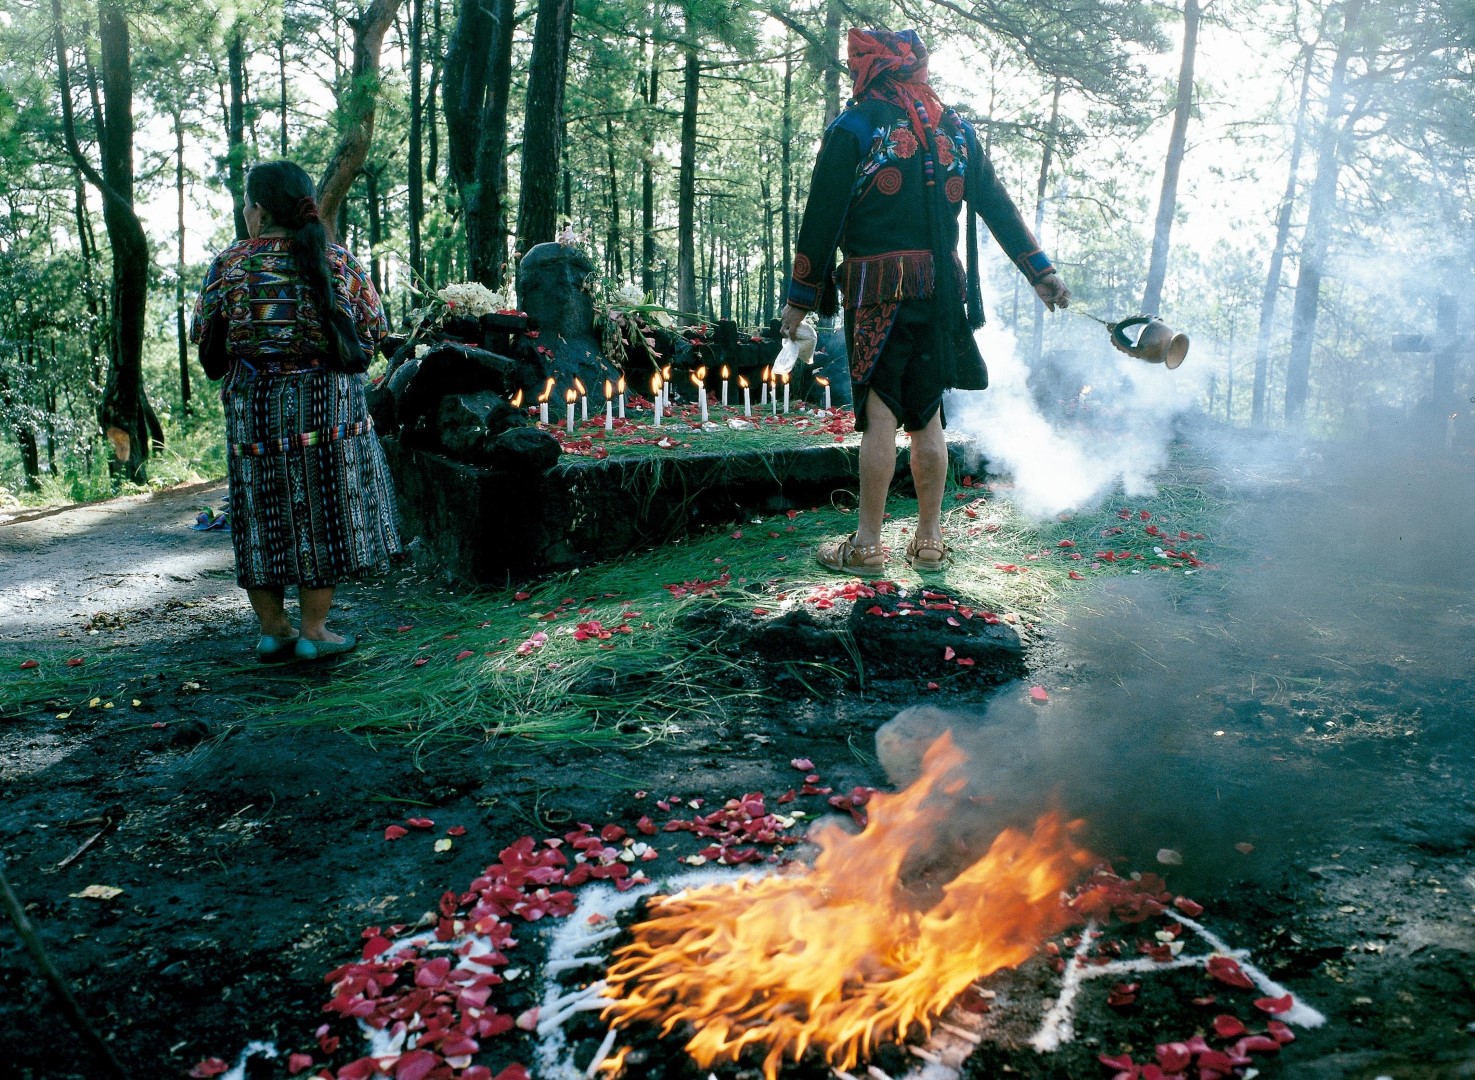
909 410 948 552
852 393 898 558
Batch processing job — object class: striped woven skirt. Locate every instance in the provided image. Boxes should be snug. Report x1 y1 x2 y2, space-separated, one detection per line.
223 365 401 589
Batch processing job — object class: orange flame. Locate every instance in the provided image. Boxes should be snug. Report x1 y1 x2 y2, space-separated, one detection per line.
601 734 1092 1079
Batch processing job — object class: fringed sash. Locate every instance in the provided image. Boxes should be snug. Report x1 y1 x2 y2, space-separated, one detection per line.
838 250 969 310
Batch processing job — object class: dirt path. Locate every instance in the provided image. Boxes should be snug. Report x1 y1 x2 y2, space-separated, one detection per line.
0 480 237 641
2 458 1473 1080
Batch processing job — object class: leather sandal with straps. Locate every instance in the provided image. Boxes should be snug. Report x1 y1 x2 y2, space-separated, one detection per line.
816 533 888 574
905 535 950 572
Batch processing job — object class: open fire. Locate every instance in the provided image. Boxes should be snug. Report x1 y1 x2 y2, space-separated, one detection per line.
598 733 1095 1078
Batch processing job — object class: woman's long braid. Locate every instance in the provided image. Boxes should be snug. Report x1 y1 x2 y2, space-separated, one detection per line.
246 161 364 371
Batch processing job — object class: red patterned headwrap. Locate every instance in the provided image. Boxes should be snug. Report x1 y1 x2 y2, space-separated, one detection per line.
847 29 946 150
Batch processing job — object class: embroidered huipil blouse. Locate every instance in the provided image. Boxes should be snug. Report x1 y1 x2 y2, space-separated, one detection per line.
191 237 386 376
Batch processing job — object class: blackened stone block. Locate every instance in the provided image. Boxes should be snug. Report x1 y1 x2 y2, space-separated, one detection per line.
489 426 562 473
390 343 518 428
432 391 520 461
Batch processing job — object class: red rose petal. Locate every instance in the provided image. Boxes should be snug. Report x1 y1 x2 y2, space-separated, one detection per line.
1235 1034 1282 1055
1028 685 1049 703
791 758 814 771
1156 1042 1191 1072
446 825 467 837
454 649 475 661
514 591 532 601
1266 1020 1296 1045
1173 895 1204 917
18 659 38 669
412 657 429 667
1254 993 1293 1014
406 817 434 829
395 1049 439 1080
1206 955 1255 989
287 1052 314 1075
66 657 84 667
1212 1014 1247 1038
383 825 409 841
943 646 956 661
188 1060 229 1079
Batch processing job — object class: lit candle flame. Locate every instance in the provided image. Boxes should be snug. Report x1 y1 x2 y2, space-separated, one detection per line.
761 365 771 382
574 377 586 395
696 365 707 382
738 375 749 389
781 372 790 384
720 365 729 379
604 379 614 399
511 389 524 408
565 388 578 403
538 379 555 403
651 374 660 394
662 365 672 379
617 375 627 394
814 375 829 387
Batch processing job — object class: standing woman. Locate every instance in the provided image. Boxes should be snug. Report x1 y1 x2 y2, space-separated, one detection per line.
191 160 401 661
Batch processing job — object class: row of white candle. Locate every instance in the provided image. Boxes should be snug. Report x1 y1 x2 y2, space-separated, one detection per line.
513 370 833 432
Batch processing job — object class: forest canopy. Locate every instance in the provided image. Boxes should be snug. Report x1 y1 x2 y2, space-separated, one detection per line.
0 0 1471 499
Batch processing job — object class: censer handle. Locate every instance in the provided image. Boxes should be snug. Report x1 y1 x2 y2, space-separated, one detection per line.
1109 315 1153 353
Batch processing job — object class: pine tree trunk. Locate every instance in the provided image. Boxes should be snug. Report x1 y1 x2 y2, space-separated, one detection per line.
1284 0 1365 425
1141 0 1200 316
1031 78 1062 363
174 107 191 412
677 44 699 320
606 117 623 280
641 31 659 296
426 0 441 184
278 33 289 156
366 164 383 294
228 22 247 240
516 0 575 254
408 0 425 283
780 45 793 300
1251 42 1314 426
55 0 156 484
822 1 842 127
317 0 403 237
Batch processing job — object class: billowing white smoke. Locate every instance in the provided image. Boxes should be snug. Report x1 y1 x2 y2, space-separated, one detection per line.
944 269 1209 519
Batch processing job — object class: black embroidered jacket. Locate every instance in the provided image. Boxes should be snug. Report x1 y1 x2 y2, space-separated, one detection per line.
787 98 1054 316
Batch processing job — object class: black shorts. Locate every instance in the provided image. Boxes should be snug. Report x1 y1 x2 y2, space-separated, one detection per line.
847 299 948 433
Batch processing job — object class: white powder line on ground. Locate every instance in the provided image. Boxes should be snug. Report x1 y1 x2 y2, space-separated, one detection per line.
219 1041 278 1080
1031 915 1327 1052
1029 922 1101 1052
1175 915 1328 1029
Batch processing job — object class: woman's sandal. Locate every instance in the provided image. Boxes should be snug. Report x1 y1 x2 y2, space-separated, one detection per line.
816 533 888 574
906 535 950 572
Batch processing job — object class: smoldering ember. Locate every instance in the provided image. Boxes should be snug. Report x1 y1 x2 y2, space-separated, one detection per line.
1 5 1473 1080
